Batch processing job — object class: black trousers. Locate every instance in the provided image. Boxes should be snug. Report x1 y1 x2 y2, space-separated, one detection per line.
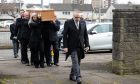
58 37 62 49
30 41 44 66
44 40 59 65
20 39 29 63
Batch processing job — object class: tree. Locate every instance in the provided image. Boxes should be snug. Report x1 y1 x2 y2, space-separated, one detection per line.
0 3 19 18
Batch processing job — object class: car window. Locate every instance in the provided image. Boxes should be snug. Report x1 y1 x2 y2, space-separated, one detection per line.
92 24 112 33
109 24 112 32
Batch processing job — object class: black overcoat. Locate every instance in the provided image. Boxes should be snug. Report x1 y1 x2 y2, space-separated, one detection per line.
63 19 89 60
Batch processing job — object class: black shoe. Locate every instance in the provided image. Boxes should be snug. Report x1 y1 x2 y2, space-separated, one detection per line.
14 56 17 58
31 63 34 66
40 64 45 68
35 65 39 68
77 81 82 84
26 63 30 66
69 75 76 81
21 61 26 64
14 54 18 58
47 64 52 67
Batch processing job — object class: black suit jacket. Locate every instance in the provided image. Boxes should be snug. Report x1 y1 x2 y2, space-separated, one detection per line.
63 19 89 60
16 18 31 40
10 23 16 40
15 17 22 37
42 21 60 42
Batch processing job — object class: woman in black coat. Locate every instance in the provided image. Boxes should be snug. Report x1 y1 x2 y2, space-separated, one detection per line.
28 13 44 68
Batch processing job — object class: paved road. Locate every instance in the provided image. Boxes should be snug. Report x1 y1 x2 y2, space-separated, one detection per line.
0 49 140 84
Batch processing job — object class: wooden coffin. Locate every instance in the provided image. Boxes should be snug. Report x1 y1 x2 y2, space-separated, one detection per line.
27 9 55 21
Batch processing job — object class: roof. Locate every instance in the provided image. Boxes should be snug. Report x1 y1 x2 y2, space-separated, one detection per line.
113 4 140 9
50 4 93 11
113 4 133 9
25 4 49 8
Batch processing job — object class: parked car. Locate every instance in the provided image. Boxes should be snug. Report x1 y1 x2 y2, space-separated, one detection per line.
0 20 14 28
57 25 64 49
0 21 3 28
4 20 14 28
57 25 64 38
87 22 112 51
59 22 113 51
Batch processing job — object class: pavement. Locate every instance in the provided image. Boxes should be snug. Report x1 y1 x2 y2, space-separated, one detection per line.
0 49 140 84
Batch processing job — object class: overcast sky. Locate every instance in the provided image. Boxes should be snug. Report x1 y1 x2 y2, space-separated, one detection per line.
6 0 140 4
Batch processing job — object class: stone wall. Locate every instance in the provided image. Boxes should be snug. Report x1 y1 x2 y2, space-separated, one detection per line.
113 9 140 75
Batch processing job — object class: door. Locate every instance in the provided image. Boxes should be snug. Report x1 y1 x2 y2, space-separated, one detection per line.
88 24 112 50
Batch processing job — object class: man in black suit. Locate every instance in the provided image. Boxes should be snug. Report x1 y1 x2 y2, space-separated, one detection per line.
42 19 60 67
16 11 31 65
63 10 89 84
10 19 19 58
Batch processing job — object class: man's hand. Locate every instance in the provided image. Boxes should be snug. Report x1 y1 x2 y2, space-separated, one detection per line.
63 48 68 53
84 47 89 52
13 36 17 40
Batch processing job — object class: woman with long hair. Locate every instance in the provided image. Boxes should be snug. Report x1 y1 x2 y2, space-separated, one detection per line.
28 13 44 68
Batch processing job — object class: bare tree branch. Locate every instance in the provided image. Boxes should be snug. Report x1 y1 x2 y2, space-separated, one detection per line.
0 3 19 18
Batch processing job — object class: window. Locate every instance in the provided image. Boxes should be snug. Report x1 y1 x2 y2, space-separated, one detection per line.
62 11 65 15
92 24 112 33
67 12 70 15
101 13 104 16
62 11 70 15
109 24 112 32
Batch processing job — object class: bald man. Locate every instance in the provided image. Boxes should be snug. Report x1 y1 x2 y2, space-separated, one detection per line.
16 11 31 65
63 10 89 84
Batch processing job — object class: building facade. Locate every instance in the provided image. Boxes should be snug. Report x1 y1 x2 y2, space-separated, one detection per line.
63 0 84 4
63 0 72 3
103 0 116 8
50 4 93 20
73 0 84 4
92 0 103 8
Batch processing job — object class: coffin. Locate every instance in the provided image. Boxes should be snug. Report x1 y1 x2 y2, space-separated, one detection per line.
27 9 55 21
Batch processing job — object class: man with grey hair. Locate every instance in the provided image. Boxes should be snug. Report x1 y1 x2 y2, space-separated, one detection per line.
63 10 89 84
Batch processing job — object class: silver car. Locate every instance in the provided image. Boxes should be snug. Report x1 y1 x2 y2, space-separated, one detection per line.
87 22 112 51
